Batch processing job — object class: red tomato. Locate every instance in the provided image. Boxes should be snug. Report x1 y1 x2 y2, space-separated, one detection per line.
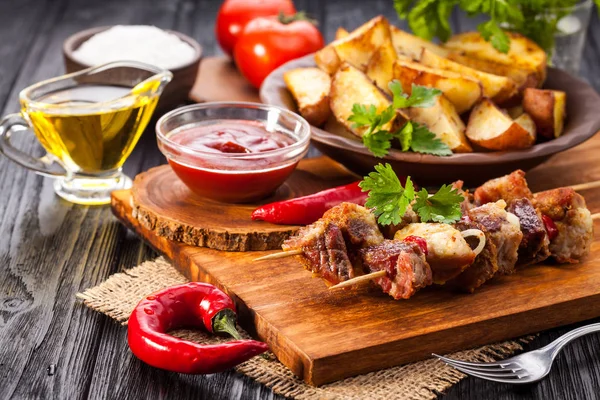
234 15 324 88
215 0 296 57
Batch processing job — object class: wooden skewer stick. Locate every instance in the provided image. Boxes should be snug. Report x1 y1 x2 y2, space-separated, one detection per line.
328 270 387 290
570 181 600 192
253 249 302 261
591 212 600 221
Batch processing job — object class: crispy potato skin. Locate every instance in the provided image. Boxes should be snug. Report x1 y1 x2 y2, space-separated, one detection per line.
329 63 392 137
443 31 547 90
393 59 482 114
284 68 332 127
419 49 517 104
466 99 536 150
522 88 567 139
315 16 392 74
403 94 472 153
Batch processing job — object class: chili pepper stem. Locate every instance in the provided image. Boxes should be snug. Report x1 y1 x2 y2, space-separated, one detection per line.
212 309 242 340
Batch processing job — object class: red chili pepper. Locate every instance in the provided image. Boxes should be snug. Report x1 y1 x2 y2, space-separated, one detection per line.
127 282 269 374
542 214 559 241
402 235 429 256
251 181 368 225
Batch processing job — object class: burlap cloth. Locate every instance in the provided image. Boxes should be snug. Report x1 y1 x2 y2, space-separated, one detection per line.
77 257 532 400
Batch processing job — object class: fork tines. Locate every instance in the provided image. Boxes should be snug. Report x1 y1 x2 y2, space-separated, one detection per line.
433 354 529 384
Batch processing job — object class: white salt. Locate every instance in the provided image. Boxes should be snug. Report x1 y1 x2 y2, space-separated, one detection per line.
72 25 196 70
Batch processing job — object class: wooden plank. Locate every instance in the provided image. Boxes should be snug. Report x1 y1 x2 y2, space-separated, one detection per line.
112 148 600 386
129 158 355 250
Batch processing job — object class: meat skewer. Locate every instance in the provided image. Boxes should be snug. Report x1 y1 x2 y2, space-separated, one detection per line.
473 170 595 265
276 202 434 299
256 172 597 299
277 202 487 299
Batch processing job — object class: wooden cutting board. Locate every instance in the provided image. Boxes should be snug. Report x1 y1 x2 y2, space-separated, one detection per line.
112 144 600 385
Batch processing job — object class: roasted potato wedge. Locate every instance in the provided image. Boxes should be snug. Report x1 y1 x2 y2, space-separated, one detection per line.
335 27 349 40
419 49 517 104
284 68 331 126
403 94 472 153
522 88 567 139
392 59 482 114
315 16 393 74
445 52 532 94
466 98 536 150
444 31 547 89
390 26 449 59
330 63 394 136
365 43 402 94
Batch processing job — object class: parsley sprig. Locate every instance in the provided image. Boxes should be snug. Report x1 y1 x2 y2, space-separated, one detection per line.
348 81 450 157
393 0 600 54
359 163 463 225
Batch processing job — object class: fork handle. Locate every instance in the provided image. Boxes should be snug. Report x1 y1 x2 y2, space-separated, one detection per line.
543 322 600 360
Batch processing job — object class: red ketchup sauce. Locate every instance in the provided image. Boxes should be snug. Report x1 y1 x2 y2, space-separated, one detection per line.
167 121 298 203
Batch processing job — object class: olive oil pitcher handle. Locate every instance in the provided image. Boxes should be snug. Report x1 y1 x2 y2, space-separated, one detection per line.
0 113 67 177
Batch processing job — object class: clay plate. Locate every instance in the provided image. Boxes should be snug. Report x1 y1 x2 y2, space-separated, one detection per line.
260 54 600 185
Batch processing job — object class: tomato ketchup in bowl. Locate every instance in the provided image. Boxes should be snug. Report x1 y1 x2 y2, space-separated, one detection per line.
156 102 310 203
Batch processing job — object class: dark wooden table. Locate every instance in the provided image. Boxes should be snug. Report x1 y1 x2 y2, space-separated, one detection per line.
2 0 600 399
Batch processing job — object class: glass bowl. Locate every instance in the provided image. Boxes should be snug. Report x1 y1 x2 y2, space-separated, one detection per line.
156 102 310 203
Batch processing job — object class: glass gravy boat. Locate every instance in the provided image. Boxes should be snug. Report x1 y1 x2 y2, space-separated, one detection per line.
0 61 172 205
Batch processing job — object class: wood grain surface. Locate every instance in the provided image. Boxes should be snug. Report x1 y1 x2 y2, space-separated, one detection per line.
189 57 260 103
130 159 355 250
112 155 600 386
2 0 600 399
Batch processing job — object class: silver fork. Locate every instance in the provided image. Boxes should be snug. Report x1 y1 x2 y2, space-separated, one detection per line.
433 322 600 384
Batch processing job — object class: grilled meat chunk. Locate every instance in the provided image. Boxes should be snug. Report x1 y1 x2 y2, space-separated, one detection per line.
394 223 475 284
452 180 475 213
284 221 359 284
450 201 523 292
360 240 432 299
474 170 533 205
379 207 420 239
534 188 593 263
507 198 550 266
283 203 384 284
322 202 384 248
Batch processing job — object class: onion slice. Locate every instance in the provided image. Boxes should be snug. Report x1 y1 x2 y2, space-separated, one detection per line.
460 229 486 257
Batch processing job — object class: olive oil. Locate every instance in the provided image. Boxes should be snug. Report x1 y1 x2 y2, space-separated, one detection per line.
25 82 159 173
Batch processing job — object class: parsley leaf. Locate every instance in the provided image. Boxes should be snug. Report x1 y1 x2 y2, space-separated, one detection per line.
409 123 453 156
359 163 415 226
347 104 378 128
397 121 413 152
348 81 445 157
390 81 442 109
478 20 510 54
363 130 394 157
413 185 464 224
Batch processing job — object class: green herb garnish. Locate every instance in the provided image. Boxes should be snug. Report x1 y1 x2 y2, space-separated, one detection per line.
359 163 463 225
393 0 600 54
360 163 416 225
348 81 449 158
413 184 464 223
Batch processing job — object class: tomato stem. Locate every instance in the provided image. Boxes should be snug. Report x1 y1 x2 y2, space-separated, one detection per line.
278 11 318 26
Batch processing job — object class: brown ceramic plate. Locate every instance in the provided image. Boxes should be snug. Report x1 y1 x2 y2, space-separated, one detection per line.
260 54 600 185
